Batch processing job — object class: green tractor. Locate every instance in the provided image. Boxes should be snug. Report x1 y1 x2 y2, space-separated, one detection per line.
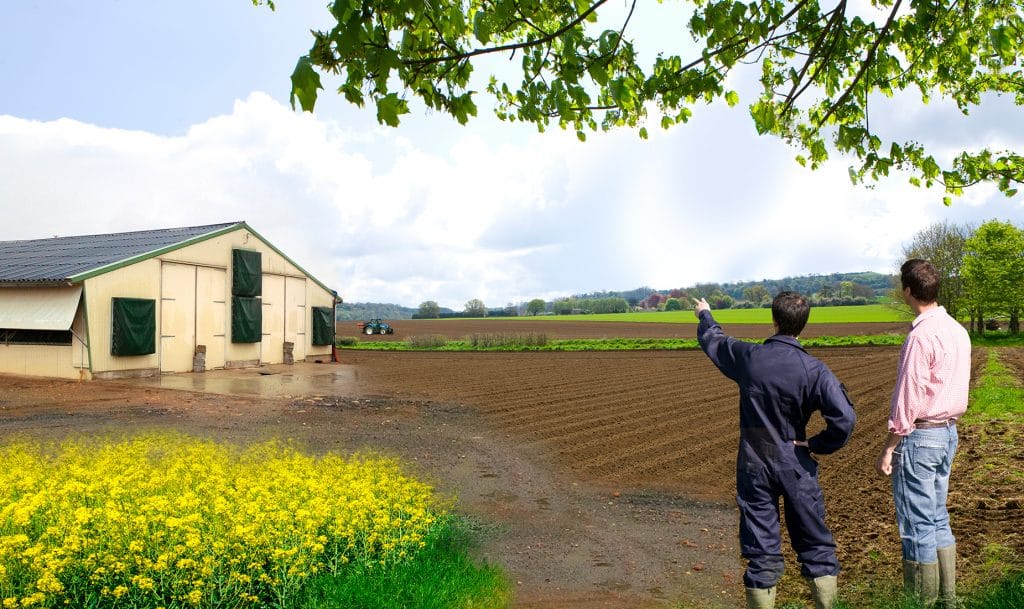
358 318 395 335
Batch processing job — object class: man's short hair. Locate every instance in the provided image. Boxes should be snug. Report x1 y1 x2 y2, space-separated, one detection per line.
772 291 810 337
901 258 940 304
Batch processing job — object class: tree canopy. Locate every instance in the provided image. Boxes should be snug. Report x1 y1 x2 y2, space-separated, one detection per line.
258 0 1024 202
963 219 1024 333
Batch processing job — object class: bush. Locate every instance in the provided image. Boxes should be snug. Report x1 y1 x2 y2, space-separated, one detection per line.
337 336 359 346
405 334 449 349
468 333 548 348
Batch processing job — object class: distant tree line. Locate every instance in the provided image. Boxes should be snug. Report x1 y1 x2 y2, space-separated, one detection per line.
903 219 1024 334
336 302 423 321
544 272 892 314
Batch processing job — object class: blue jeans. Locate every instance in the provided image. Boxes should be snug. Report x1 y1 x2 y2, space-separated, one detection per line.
892 425 959 563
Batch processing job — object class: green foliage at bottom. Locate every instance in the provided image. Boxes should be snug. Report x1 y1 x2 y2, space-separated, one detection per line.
963 571 1024 609
301 516 509 609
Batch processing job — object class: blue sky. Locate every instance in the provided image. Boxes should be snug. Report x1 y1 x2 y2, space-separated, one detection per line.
2 1 1023 310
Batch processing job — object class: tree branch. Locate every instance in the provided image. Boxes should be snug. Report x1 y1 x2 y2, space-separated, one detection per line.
780 0 847 116
402 0 609 66
816 0 902 127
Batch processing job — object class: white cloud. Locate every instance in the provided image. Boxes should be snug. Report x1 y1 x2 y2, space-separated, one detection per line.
2 91 1024 311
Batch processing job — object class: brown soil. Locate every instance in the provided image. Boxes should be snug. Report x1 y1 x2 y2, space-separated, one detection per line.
1 325 1020 609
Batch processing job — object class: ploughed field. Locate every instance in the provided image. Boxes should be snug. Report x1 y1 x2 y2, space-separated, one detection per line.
339 328 1022 589
342 318 912 341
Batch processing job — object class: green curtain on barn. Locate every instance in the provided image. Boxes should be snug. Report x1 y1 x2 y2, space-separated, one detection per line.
232 249 262 297
231 296 262 343
110 298 156 356
311 306 335 346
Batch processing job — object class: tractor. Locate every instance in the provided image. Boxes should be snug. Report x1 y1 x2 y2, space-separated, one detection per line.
357 318 395 335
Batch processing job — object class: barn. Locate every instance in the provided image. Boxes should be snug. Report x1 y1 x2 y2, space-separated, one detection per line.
0 222 338 380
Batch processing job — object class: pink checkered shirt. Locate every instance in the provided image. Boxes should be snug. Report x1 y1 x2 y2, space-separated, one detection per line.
888 306 972 436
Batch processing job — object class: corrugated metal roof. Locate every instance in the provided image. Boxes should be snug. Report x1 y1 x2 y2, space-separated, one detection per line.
0 222 241 284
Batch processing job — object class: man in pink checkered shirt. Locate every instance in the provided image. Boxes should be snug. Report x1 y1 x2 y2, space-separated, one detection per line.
875 259 971 609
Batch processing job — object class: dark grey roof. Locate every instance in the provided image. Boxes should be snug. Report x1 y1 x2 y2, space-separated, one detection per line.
0 222 242 284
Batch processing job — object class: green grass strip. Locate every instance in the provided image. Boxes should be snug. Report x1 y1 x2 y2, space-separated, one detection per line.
965 349 1024 420
301 516 508 609
969 332 1024 347
341 334 906 352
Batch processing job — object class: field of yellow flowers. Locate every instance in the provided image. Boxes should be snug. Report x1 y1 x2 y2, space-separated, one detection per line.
0 433 447 608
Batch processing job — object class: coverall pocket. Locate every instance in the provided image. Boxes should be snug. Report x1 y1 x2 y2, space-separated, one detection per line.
795 447 819 477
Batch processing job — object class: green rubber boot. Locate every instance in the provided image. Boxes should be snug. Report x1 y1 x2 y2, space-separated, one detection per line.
937 544 957 609
809 575 838 609
904 559 940 606
744 586 776 609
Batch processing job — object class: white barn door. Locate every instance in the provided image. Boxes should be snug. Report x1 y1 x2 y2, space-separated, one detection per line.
261 274 285 364
285 277 307 362
160 263 196 373
196 266 227 369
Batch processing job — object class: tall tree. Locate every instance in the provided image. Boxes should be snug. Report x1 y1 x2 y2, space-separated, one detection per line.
527 298 547 316
264 0 1024 201
417 300 441 318
743 285 771 306
464 298 488 317
962 220 1024 334
901 221 970 319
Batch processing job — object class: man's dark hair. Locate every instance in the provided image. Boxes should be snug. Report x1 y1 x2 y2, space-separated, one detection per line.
901 258 940 304
772 291 810 337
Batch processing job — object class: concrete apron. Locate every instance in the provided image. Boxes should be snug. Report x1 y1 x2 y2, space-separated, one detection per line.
120 362 360 399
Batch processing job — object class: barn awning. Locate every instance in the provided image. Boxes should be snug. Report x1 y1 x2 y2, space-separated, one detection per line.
0 285 82 330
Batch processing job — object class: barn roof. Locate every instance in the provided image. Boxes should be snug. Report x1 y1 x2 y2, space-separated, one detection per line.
0 222 242 285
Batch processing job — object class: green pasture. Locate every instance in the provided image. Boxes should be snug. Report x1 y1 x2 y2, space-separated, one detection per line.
486 304 912 324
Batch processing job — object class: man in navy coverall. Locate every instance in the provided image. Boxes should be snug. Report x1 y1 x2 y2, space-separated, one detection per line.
694 292 856 609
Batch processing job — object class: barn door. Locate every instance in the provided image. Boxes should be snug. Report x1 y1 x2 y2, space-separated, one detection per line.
196 267 227 369
160 263 196 373
261 274 285 364
285 277 307 362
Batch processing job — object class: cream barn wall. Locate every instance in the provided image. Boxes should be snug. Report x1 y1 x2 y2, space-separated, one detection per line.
83 259 162 378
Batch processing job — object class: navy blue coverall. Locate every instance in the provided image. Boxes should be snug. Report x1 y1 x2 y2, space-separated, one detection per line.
697 310 856 589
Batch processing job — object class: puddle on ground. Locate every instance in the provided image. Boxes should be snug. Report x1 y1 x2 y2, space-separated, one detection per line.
121 364 361 398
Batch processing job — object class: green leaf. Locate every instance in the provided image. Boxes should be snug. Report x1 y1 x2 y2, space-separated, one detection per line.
472 10 490 44
725 90 739 107
375 93 409 127
289 56 323 112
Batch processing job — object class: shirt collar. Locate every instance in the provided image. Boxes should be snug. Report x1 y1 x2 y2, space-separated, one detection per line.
911 305 946 328
765 334 806 352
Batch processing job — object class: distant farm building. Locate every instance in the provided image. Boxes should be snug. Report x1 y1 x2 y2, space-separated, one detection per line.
0 222 338 380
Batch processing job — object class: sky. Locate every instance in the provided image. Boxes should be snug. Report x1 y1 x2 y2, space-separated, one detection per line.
2 1 1023 311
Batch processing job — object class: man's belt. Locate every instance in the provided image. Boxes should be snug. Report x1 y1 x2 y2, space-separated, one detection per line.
914 419 957 429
